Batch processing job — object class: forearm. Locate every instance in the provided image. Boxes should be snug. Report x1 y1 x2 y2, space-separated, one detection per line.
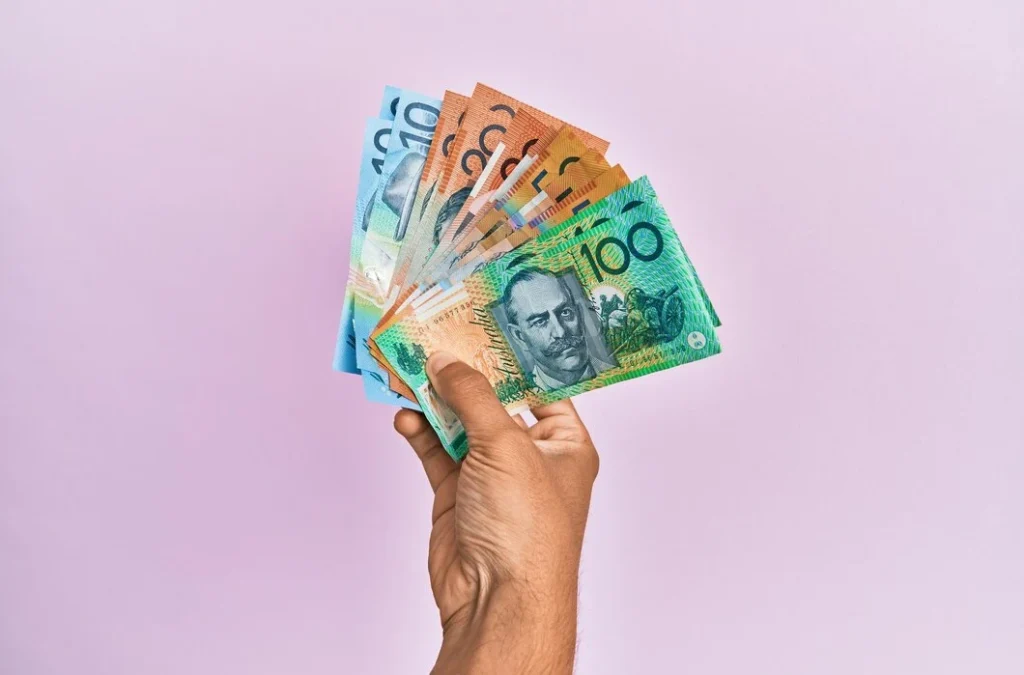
433 579 579 674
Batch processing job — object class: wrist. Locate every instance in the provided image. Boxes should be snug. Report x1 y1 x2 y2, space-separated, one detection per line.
434 576 579 674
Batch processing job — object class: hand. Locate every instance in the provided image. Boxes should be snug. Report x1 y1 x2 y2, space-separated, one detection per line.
394 351 600 674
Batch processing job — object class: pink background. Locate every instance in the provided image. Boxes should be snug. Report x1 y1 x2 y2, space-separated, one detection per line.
2 1 1022 673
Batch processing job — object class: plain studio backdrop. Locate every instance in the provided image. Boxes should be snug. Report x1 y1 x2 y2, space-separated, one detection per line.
2 1 1021 673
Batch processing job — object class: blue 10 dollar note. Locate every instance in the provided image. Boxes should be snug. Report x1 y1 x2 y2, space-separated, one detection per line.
334 85 400 374
337 86 421 408
354 90 442 406
334 116 393 374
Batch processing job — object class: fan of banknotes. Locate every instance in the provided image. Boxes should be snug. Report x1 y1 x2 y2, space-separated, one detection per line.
334 84 722 459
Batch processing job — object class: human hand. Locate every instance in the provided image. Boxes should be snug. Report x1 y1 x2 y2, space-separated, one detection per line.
394 351 600 674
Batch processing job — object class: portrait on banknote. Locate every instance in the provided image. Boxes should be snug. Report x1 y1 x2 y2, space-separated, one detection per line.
382 153 426 241
433 186 472 246
490 267 616 392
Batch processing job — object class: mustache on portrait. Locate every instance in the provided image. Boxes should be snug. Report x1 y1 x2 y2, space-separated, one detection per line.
541 334 586 358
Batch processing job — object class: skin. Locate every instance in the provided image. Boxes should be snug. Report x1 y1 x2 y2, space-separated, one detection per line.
394 351 600 674
506 274 589 384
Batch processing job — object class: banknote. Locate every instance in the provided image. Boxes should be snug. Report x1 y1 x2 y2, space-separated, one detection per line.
389 91 470 296
334 86 403 374
353 89 444 407
369 170 722 402
375 172 691 391
358 90 443 302
375 180 721 458
334 116 394 374
337 85 723 428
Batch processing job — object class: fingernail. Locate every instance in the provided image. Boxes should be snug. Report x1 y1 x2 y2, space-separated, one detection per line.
427 351 459 379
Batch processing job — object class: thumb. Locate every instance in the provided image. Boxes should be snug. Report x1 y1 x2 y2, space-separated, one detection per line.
426 351 520 445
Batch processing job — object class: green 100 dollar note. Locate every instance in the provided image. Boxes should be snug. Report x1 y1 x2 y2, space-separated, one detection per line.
375 178 722 459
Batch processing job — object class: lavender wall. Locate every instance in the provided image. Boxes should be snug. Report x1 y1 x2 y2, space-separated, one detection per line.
2 1 1022 673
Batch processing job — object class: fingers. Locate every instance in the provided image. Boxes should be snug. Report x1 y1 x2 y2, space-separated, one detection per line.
528 398 598 478
530 398 590 441
530 398 581 422
394 410 457 493
426 352 520 443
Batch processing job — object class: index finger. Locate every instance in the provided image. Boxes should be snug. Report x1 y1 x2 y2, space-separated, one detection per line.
394 409 457 493
530 398 582 422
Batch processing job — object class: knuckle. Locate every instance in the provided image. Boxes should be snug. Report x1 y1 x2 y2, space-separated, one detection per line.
417 435 445 463
468 424 518 450
494 428 528 451
468 428 533 467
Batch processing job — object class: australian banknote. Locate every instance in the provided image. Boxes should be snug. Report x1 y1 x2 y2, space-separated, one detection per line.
333 84 400 375
371 172 723 404
353 89 443 406
358 90 443 303
388 91 469 296
338 85 722 431
374 178 721 458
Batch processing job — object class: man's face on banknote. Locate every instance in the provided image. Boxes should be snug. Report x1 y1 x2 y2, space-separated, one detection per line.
433 187 472 246
505 270 590 382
